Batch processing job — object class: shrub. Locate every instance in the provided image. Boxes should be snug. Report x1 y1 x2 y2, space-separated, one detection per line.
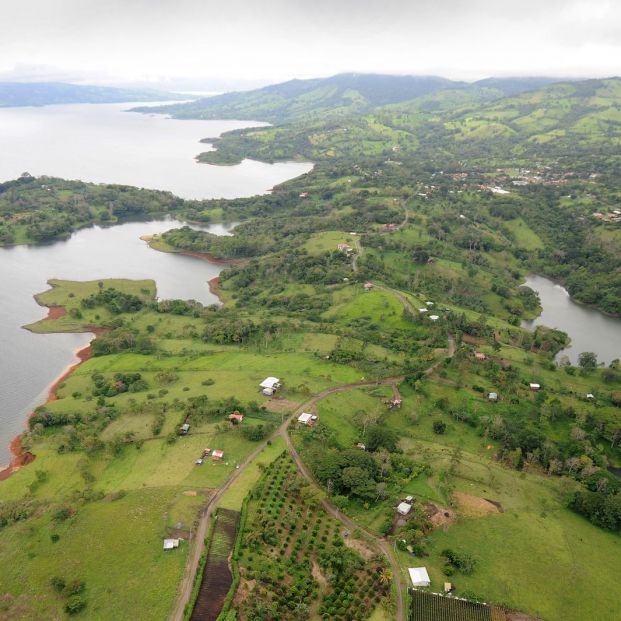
50 576 66 592
65 595 87 614
433 420 447 434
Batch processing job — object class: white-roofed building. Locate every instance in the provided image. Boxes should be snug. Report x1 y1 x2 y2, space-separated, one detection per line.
163 538 180 550
397 502 412 515
408 567 431 587
260 377 281 396
298 412 316 426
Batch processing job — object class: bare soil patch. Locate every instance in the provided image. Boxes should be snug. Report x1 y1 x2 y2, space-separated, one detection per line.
263 398 300 413
425 502 456 528
453 491 501 517
343 534 376 560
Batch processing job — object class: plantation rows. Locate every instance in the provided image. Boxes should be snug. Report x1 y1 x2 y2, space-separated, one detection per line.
409 589 495 621
234 453 390 621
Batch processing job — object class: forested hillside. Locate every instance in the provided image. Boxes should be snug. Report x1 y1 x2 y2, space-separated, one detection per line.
135 73 560 123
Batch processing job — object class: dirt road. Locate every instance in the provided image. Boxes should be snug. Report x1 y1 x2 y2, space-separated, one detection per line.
170 376 404 621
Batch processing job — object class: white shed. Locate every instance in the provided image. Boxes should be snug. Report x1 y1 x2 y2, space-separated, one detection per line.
298 412 313 425
408 567 431 587
397 502 412 516
163 538 180 550
260 377 281 390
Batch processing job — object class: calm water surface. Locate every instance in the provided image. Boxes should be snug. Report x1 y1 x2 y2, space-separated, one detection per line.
0 101 312 465
0 102 312 199
522 274 621 365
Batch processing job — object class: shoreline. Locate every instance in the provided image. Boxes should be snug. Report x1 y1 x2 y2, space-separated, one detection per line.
208 276 223 303
141 234 241 266
0 339 94 481
0 300 102 482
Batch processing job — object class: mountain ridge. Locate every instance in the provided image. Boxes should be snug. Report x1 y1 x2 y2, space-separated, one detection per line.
133 72 564 123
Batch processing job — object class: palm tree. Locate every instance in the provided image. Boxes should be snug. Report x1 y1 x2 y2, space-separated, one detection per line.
378 568 392 585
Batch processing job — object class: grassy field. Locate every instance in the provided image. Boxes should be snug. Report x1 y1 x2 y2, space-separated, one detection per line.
303 230 356 255
0 488 186 620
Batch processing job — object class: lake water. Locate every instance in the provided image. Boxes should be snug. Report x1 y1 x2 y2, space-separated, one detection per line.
0 102 312 199
522 274 621 366
0 101 312 466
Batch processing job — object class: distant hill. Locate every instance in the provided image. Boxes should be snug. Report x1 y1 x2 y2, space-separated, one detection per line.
133 73 459 122
0 82 185 107
135 73 563 124
440 77 621 157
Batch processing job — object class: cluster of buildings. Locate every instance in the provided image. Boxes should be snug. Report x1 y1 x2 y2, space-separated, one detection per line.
195 447 225 465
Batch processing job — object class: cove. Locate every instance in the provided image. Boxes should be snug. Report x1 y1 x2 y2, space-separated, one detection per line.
0 219 236 466
522 274 621 366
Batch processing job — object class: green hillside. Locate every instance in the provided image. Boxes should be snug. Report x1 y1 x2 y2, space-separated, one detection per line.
443 77 621 157
134 73 561 124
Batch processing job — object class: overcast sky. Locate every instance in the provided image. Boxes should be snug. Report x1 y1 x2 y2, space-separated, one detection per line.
0 0 619 86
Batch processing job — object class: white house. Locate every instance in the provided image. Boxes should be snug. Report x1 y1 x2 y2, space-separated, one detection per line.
260 377 281 396
408 567 431 587
163 538 180 551
397 502 412 516
298 412 318 426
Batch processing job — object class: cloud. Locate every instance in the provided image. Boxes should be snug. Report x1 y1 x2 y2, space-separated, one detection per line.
0 0 618 84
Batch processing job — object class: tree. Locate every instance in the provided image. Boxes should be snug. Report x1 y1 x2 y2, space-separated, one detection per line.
578 351 598 371
366 425 398 452
340 467 376 500
378 567 392 585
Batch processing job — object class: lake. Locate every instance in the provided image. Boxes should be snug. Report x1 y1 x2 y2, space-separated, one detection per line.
0 101 312 466
0 102 312 199
522 274 621 366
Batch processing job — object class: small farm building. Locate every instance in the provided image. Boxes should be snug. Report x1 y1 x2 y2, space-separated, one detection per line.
212 449 224 460
408 567 431 587
179 423 190 435
474 352 487 361
229 412 244 423
364 282 374 291
260 377 281 396
488 392 498 402
163 538 180 550
397 502 412 516
429 315 440 321
298 412 317 426
529 383 541 391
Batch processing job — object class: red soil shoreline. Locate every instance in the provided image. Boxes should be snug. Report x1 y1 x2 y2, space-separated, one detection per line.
178 249 237 265
208 276 222 302
0 306 106 482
